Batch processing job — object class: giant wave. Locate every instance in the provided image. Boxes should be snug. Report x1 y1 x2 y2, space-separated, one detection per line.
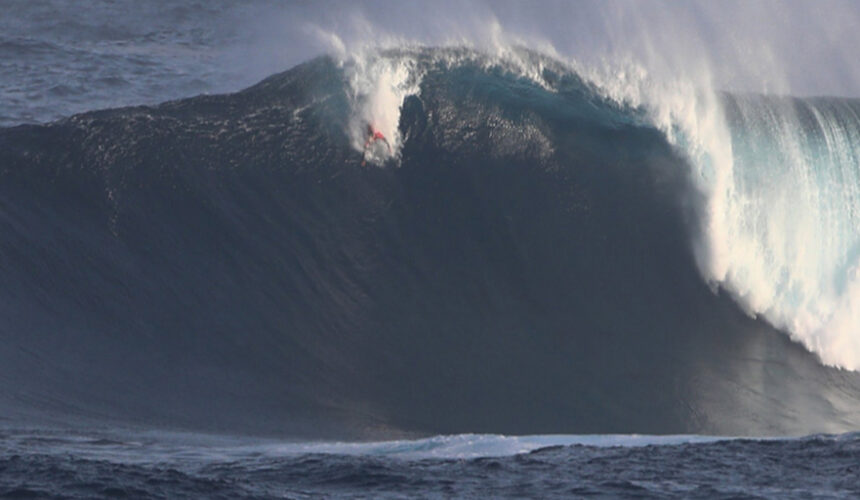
1 48 859 438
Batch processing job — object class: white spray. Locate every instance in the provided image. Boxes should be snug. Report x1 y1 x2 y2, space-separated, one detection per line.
343 53 420 164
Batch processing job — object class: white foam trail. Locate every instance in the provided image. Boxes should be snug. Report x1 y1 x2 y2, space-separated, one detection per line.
258 433 730 459
8 428 732 462
341 51 422 164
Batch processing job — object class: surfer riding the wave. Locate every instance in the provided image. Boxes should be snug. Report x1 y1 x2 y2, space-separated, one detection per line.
361 124 391 166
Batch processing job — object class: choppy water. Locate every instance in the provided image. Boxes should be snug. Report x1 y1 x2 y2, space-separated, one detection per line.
0 0 281 127
2 427 859 499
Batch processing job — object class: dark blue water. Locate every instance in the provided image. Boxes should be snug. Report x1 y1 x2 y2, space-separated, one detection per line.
1 427 859 499
0 0 285 127
2 2 860 498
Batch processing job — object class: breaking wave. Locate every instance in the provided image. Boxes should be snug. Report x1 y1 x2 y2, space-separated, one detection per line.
344 47 860 370
1 47 859 438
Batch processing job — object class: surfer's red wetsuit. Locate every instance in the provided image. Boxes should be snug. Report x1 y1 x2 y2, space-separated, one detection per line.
361 125 391 165
364 126 391 152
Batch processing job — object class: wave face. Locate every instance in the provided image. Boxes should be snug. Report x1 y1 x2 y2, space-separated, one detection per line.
1 49 860 438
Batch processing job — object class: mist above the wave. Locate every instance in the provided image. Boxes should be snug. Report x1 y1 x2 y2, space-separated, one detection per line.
254 0 860 98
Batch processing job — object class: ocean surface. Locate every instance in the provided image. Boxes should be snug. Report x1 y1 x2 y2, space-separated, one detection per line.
2 426 859 499
2 1 860 498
